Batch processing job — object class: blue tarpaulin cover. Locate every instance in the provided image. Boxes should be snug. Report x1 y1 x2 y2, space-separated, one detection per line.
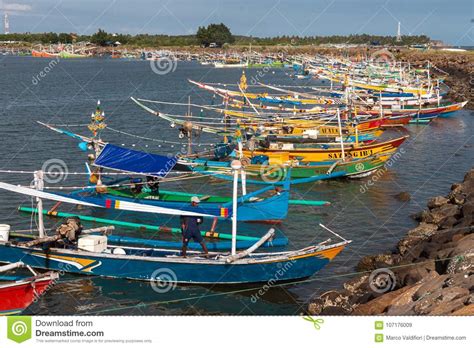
94 144 175 177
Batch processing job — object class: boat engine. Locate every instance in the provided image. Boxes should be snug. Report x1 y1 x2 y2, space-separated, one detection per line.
56 217 83 244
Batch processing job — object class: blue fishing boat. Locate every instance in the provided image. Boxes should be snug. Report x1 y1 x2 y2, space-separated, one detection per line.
37 123 293 223
0 161 351 285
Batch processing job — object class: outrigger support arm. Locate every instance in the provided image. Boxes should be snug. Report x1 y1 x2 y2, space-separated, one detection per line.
225 228 275 263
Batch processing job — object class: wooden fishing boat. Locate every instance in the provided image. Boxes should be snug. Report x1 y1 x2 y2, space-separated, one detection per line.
70 181 291 224
359 101 467 119
131 97 388 139
0 162 351 285
188 79 338 105
0 234 349 284
0 262 58 315
180 152 395 181
31 49 59 58
244 135 408 162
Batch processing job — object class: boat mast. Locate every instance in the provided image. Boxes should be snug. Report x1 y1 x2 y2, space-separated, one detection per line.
34 170 45 238
336 108 345 160
230 160 242 255
187 96 192 155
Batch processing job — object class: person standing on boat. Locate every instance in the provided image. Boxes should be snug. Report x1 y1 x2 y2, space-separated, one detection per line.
180 196 209 257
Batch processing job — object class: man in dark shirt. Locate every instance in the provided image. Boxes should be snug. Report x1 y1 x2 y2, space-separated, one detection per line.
180 196 209 257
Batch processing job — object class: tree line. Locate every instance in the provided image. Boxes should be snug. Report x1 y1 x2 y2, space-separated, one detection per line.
0 26 430 47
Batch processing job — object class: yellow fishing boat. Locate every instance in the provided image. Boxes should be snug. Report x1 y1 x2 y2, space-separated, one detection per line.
243 135 408 162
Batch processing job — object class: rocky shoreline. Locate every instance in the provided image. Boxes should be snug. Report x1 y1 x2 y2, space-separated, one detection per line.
308 168 474 316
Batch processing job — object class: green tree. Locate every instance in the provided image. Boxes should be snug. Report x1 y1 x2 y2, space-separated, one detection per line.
90 29 110 46
196 23 234 47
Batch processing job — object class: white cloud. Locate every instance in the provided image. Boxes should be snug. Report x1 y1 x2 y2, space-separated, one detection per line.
0 3 33 12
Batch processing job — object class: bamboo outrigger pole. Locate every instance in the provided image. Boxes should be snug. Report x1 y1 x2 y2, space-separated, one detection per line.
336 109 345 160
34 170 45 238
231 159 242 255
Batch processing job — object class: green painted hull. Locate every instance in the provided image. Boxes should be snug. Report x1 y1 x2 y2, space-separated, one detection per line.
248 62 285 68
186 154 391 180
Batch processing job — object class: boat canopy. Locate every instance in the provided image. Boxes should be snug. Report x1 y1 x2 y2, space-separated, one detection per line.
94 144 174 178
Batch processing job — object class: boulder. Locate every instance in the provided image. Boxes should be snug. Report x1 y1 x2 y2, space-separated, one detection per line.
445 273 474 290
439 216 459 229
427 296 469 315
307 299 324 315
394 191 411 202
427 196 449 209
413 274 448 301
451 304 474 315
320 306 352 315
424 204 461 225
385 282 424 314
397 236 424 256
356 254 401 272
449 193 466 205
343 275 370 294
395 262 435 286
440 286 470 302
413 289 444 314
407 223 438 238
319 290 352 313
352 285 415 315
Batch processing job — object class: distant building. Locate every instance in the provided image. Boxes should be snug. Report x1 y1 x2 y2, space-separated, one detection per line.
4 13 9 34
430 40 445 47
396 22 401 42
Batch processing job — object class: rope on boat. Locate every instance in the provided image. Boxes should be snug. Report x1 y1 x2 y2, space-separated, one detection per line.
105 127 217 146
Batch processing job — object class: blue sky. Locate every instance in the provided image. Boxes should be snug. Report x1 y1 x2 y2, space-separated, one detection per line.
0 0 472 45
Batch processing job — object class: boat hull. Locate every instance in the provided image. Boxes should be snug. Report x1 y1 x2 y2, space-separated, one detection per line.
0 241 348 284
0 273 56 315
244 136 408 162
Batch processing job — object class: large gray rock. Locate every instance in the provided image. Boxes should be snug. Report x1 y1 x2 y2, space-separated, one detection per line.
424 204 461 225
428 297 469 315
343 275 370 294
427 196 449 209
407 223 438 238
356 254 401 272
397 236 424 256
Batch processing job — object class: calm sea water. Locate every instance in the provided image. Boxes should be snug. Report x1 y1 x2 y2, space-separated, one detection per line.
0 56 472 315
